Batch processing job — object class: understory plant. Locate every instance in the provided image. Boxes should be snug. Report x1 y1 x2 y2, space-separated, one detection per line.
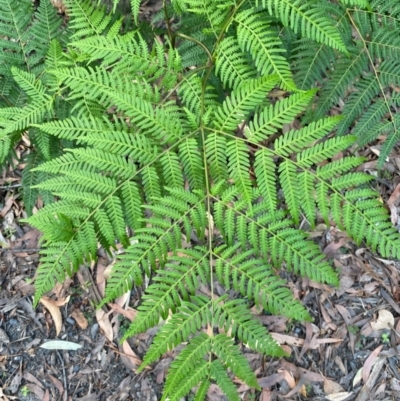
1 0 400 399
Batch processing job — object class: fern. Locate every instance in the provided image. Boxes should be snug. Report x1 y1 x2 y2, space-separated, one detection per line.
1 0 400 400
293 0 400 165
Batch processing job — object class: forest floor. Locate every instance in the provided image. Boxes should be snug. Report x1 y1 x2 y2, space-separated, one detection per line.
1 134 400 401
1 1 400 401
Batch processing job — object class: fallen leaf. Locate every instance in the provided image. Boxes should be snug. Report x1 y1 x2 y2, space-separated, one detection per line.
40 296 70 336
0 197 14 218
370 309 394 331
70 309 88 329
109 303 137 322
324 379 345 395
120 341 142 371
353 367 363 387
40 340 82 350
47 374 64 395
362 345 383 384
259 389 271 401
26 383 44 400
325 392 352 401
95 309 114 342
278 369 295 388
386 183 400 224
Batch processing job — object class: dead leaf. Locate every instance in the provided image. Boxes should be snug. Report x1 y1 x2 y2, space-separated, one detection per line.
26 383 44 400
370 309 394 331
119 341 142 371
353 368 363 387
70 309 88 329
109 303 137 322
325 392 352 401
48 374 64 395
386 183 400 224
323 237 350 257
95 309 114 342
23 372 43 388
259 389 271 401
40 296 70 336
0 197 14 218
40 340 82 350
278 370 296 388
324 379 345 395
362 345 383 384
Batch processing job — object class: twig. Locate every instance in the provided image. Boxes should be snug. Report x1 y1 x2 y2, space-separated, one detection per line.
56 350 68 401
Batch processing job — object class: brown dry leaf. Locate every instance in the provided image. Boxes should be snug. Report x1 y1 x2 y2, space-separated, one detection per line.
47 374 64 395
43 389 50 401
323 237 350 257
278 370 296 388
26 384 44 400
0 197 14 218
40 296 70 336
270 333 304 347
259 389 271 401
325 392 352 401
362 344 383 384
120 341 142 371
96 257 111 297
370 309 394 330
70 309 88 330
324 379 345 395
95 309 113 342
109 303 137 322
386 183 400 224
271 332 342 349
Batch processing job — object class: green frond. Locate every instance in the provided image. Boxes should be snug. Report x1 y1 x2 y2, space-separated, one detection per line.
213 76 278 132
215 36 257 89
131 0 141 24
179 138 204 190
210 359 240 401
215 245 311 320
246 89 317 143
261 0 348 52
140 295 212 367
254 148 277 213
235 9 296 90
162 333 212 401
339 0 371 7
226 139 252 205
212 334 259 390
204 133 228 185
66 0 112 40
220 298 285 356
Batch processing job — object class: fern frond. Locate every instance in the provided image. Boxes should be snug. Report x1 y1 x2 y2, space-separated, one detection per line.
262 0 348 52
65 0 112 40
235 9 296 90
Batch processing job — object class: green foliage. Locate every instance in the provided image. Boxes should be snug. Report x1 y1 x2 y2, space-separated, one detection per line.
1 0 400 400
292 0 400 166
